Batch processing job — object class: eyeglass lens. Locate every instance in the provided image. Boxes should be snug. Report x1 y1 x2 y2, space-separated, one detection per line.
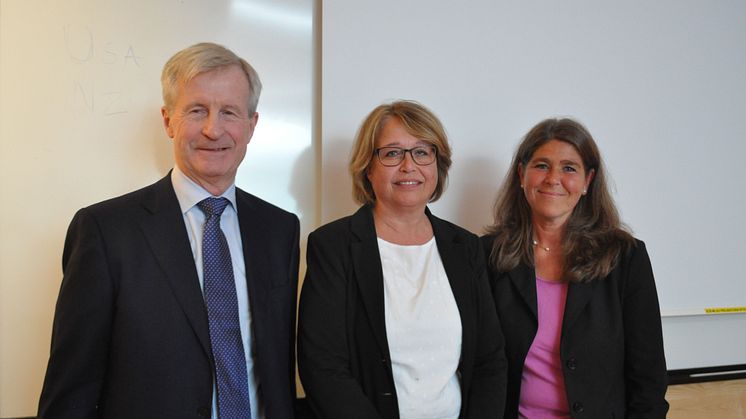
376 146 436 166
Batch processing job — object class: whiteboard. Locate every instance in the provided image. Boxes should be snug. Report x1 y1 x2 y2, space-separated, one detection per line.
0 0 314 416
320 0 746 370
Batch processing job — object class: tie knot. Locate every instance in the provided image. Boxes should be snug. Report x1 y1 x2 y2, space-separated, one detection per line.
197 197 230 217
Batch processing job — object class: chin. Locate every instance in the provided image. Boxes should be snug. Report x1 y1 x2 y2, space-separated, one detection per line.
394 200 429 210
195 163 232 177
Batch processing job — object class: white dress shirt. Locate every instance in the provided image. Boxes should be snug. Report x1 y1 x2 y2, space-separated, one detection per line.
171 166 262 419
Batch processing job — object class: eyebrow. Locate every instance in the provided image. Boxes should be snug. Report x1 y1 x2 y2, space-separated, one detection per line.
531 156 582 166
182 101 206 109
181 102 248 115
378 140 432 148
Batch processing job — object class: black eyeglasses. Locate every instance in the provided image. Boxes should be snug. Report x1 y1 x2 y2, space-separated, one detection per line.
374 146 437 167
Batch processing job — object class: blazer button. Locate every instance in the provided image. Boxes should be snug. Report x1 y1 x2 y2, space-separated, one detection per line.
381 357 387 364
197 406 210 417
566 357 577 370
572 402 584 413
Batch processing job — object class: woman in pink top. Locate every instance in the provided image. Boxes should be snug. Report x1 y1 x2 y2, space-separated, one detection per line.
481 118 668 418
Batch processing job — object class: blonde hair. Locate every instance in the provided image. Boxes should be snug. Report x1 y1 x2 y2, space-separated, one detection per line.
161 42 262 114
349 100 452 205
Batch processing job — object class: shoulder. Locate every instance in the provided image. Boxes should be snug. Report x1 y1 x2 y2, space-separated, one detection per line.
236 188 299 224
630 238 647 254
619 238 653 278
427 212 486 269
76 176 170 220
479 228 508 249
479 233 497 253
304 213 363 273
310 215 354 239
603 238 657 297
310 205 374 242
428 211 479 245
479 231 505 266
615 238 649 270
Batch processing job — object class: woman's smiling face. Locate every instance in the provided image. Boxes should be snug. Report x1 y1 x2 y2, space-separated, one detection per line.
519 139 594 226
367 117 438 213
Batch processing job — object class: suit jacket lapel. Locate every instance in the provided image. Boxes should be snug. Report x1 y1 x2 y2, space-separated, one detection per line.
235 190 269 344
563 280 595 333
139 174 211 357
505 258 595 334
349 205 390 357
509 264 538 320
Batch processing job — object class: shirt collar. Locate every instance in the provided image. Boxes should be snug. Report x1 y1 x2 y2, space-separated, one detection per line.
170 165 237 215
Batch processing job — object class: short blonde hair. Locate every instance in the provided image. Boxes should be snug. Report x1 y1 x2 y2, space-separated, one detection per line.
349 100 452 205
161 42 262 114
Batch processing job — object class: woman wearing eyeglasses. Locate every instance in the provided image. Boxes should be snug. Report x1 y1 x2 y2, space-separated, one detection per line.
299 100 507 419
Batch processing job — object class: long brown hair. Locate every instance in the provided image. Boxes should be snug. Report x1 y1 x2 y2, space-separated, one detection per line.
485 118 634 282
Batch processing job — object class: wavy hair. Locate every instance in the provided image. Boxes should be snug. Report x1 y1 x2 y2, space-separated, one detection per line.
485 118 634 282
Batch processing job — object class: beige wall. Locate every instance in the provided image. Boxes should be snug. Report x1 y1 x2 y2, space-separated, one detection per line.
0 1 314 416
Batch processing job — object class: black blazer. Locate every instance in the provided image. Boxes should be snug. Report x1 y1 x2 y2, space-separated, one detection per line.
38 174 300 419
298 205 506 419
481 235 668 419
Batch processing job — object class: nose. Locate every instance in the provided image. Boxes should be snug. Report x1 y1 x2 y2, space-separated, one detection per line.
202 113 224 140
544 167 561 184
398 151 417 172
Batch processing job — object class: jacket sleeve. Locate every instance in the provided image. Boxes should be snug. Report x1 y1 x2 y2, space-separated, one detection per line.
622 241 670 418
37 208 114 419
298 231 382 419
465 236 507 419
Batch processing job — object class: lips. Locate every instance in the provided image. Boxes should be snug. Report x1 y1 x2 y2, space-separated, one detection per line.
538 190 566 197
197 146 230 152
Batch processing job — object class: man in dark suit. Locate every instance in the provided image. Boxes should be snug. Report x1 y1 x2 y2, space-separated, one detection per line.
38 42 300 419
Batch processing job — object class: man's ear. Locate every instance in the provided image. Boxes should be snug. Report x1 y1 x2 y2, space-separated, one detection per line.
161 106 174 138
245 112 259 144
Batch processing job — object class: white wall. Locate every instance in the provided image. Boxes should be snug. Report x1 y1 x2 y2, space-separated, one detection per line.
0 0 314 416
321 0 746 371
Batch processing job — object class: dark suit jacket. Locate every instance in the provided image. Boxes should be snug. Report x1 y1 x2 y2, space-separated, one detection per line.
38 174 300 419
481 235 668 419
298 205 506 419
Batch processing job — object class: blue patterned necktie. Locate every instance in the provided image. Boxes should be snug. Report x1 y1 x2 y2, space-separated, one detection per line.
197 197 251 419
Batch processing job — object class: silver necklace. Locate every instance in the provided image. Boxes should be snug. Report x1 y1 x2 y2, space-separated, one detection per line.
532 239 550 252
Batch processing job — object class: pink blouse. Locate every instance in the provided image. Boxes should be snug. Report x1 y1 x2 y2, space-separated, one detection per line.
518 276 570 419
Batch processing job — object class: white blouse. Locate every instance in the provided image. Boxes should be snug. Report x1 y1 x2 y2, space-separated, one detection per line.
378 237 463 419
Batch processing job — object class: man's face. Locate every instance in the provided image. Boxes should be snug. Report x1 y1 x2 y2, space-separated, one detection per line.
162 65 257 195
